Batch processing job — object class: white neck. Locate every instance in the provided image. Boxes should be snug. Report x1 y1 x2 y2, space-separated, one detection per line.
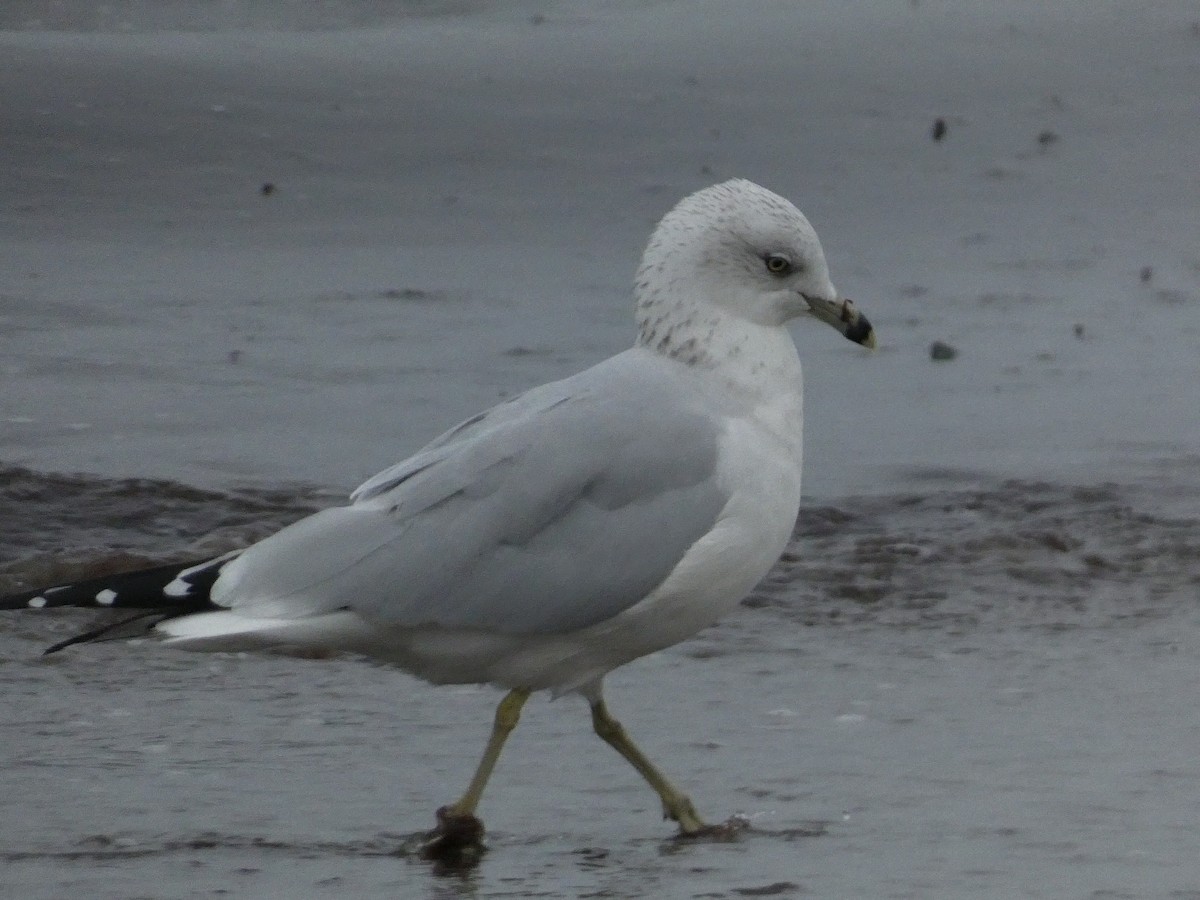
635 300 804 450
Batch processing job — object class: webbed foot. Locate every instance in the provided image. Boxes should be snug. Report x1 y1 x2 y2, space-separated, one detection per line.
418 805 487 869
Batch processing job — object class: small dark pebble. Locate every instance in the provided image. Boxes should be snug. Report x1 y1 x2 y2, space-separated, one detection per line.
260 182 276 197
1140 265 1153 283
1036 130 1059 147
227 349 243 364
931 117 947 141
929 340 958 361
1072 323 1085 338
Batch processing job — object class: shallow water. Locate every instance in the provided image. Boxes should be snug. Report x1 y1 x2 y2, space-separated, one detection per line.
3 469 1199 898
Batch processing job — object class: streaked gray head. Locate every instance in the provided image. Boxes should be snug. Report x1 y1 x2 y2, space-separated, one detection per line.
634 179 875 351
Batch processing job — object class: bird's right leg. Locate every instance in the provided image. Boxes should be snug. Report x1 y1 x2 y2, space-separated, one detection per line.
448 687 530 817
421 687 530 863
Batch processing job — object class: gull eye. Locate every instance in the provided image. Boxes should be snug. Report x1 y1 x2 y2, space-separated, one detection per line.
764 254 792 276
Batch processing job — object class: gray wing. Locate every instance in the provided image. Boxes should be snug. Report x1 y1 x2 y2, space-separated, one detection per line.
347 370 583 504
211 353 729 635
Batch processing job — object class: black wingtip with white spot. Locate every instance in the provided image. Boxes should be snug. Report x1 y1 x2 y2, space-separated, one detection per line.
0 551 241 652
2 558 215 612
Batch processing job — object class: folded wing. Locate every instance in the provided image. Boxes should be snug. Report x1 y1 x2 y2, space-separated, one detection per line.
210 353 730 635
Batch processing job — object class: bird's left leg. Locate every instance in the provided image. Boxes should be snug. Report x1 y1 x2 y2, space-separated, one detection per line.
586 689 707 834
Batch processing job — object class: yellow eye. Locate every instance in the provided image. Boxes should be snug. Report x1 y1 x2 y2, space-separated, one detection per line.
765 254 792 275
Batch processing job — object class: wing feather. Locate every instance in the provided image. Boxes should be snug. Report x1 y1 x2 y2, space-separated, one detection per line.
212 352 729 635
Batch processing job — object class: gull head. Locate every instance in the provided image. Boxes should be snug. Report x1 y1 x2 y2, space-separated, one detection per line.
635 179 875 349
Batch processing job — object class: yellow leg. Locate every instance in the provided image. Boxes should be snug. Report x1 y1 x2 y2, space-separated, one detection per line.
589 697 707 834
447 688 530 817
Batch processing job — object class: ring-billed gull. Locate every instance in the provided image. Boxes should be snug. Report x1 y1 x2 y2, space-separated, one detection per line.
2 179 874 856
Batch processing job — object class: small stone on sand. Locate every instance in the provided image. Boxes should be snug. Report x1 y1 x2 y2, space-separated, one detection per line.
929 341 958 361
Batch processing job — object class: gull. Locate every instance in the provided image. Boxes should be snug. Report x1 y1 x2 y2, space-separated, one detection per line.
1 179 875 855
